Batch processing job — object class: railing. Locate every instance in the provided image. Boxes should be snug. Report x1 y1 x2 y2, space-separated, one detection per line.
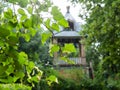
56 57 86 65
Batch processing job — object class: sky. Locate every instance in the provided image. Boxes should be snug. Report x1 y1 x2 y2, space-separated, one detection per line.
52 0 84 23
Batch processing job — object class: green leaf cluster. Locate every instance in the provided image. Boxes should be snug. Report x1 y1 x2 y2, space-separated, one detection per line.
62 43 76 54
41 32 52 44
0 0 78 89
49 44 60 57
0 4 43 86
8 0 28 7
51 6 69 27
60 57 75 64
0 84 31 90
46 75 58 86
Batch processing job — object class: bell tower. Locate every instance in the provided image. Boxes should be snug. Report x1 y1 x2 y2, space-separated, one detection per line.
53 6 86 67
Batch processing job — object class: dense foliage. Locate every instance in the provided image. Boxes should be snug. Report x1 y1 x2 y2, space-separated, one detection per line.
68 0 120 89
19 31 53 67
1 0 120 89
71 0 120 75
38 67 120 90
0 1 43 86
0 0 69 89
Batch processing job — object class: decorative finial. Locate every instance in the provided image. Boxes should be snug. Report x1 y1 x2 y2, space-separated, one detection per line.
66 6 70 13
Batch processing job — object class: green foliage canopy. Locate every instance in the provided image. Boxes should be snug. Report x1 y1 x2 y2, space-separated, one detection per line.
71 0 120 74
0 0 71 88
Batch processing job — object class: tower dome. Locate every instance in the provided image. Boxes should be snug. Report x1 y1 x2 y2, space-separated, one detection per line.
64 6 76 31
65 6 75 22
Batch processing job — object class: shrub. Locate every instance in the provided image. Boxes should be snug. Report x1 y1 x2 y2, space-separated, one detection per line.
38 67 120 90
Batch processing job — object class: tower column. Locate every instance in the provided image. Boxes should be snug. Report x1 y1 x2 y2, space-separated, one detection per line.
78 42 81 64
81 43 86 65
79 37 86 66
53 38 58 65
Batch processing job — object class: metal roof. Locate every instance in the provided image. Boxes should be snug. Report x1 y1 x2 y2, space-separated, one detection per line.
53 31 81 38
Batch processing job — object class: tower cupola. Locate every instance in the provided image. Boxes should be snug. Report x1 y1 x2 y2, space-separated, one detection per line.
65 6 75 31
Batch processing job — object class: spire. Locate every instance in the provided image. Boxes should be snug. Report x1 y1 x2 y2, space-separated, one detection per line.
65 6 75 31
65 6 75 21
66 6 70 13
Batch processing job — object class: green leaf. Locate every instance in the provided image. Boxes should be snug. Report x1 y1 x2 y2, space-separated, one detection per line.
15 71 25 79
27 6 33 14
26 61 35 73
8 0 17 3
0 41 4 47
7 36 18 46
18 8 26 15
62 43 76 53
0 66 6 76
22 19 32 28
4 8 13 19
46 75 58 86
58 19 69 27
23 34 31 42
12 76 19 82
9 16 18 27
30 14 42 26
6 76 17 83
0 77 14 83
0 27 10 38
18 52 28 65
45 18 51 29
18 0 28 8
51 6 64 21
7 47 18 59
31 75 39 83
5 65 14 75
41 32 52 44
29 28 37 37
20 15 27 21
51 23 59 31
60 57 75 64
2 57 13 66
49 44 60 57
